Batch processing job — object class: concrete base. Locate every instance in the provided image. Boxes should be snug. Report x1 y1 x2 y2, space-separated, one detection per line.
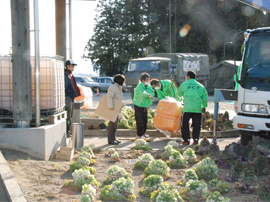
0 120 66 160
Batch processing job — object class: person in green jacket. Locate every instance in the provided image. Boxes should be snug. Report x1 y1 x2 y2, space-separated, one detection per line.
133 72 155 139
177 71 208 145
150 79 182 101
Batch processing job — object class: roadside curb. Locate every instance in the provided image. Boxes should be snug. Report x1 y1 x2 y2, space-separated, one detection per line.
84 129 240 138
0 151 27 202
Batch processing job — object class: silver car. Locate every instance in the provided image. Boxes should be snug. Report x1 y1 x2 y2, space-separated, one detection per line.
97 77 126 92
97 77 113 92
75 76 101 93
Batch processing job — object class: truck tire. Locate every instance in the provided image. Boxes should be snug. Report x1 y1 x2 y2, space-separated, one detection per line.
240 131 253 146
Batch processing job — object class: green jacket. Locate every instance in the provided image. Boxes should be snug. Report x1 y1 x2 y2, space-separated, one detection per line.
156 80 182 101
133 82 155 107
177 79 208 113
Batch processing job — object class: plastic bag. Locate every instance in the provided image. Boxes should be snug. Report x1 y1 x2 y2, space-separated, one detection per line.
153 96 183 138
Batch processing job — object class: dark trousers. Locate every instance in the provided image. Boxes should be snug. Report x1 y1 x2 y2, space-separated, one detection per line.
65 97 74 135
134 105 148 137
181 112 202 141
107 118 118 143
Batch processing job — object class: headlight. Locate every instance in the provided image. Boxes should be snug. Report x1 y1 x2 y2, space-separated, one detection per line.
242 104 267 114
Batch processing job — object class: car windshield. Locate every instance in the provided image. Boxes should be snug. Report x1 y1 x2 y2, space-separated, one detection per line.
241 35 270 91
83 77 94 82
128 61 160 71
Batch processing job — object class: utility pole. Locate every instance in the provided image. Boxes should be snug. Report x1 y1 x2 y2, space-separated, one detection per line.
10 0 32 128
55 0 66 61
169 0 172 53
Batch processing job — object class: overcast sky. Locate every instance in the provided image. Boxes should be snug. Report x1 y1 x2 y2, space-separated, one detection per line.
0 0 97 74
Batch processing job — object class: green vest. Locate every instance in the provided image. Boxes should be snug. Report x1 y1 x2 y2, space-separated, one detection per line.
133 82 155 107
177 79 208 113
156 80 182 101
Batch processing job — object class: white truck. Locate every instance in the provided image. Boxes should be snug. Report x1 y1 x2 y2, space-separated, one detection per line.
232 27 270 145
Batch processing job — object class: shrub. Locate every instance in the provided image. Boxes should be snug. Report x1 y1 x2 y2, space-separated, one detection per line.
240 165 257 186
111 151 120 161
105 165 130 184
184 169 198 182
79 151 94 159
182 180 208 201
77 157 91 166
79 184 96 202
108 148 116 155
135 139 147 146
183 148 198 163
81 144 96 152
69 161 95 173
253 155 269 175
258 178 270 201
79 195 94 202
118 119 129 129
209 178 230 193
167 140 179 149
131 139 152 151
150 183 184 202
140 175 163 196
167 150 188 168
208 139 220 160
162 145 177 159
100 177 136 201
195 157 218 181
64 168 100 191
206 191 231 202
216 182 230 193
72 168 100 188
195 136 210 155
209 178 219 189
135 153 154 169
144 160 170 179
230 158 245 178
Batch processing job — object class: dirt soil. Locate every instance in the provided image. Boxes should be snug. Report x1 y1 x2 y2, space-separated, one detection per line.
1 148 265 202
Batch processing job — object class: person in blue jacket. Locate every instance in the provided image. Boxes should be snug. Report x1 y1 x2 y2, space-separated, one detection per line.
64 60 81 137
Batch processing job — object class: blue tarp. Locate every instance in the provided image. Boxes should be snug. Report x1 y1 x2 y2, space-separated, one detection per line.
238 0 270 12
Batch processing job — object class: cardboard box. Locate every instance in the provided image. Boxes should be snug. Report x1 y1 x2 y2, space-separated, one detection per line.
95 95 123 122
56 147 74 161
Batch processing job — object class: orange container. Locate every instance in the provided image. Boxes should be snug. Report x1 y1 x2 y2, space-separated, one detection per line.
153 97 183 132
75 85 93 109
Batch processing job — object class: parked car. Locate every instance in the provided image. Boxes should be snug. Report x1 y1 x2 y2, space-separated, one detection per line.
74 76 100 93
96 77 126 92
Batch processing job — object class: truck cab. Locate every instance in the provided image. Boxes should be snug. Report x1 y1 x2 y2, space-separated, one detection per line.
233 27 270 144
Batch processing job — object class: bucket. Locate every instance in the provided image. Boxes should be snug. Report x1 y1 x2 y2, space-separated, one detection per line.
72 123 84 149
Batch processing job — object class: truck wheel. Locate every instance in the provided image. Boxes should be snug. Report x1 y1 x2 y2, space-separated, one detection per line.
240 131 253 146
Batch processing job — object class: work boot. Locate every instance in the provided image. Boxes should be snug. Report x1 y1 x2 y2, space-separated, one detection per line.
182 140 190 145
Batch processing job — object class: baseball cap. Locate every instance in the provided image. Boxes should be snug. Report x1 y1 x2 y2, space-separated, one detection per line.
65 59 77 67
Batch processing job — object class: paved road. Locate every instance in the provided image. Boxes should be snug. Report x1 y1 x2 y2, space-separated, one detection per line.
92 92 236 119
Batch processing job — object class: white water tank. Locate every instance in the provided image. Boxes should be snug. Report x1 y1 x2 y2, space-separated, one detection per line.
0 56 65 116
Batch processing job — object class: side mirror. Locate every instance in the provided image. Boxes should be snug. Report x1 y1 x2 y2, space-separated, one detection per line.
171 64 177 69
123 66 127 74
